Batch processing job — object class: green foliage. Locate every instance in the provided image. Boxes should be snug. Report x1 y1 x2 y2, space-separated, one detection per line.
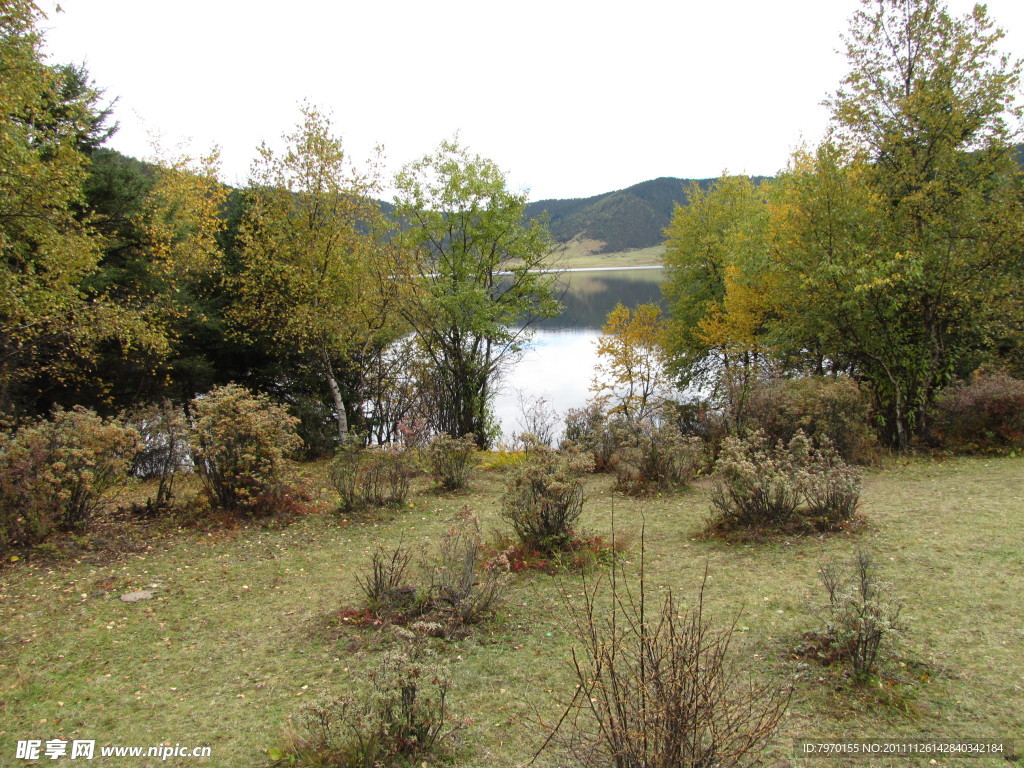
282 649 455 767
0 3 139 414
500 447 593 552
329 444 416 514
930 369 1024 453
231 104 403 443
769 0 1024 449
394 138 562 447
426 433 478 491
190 384 302 515
818 550 905 682
591 302 672 425
0 406 140 548
661 174 770 388
709 431 862 532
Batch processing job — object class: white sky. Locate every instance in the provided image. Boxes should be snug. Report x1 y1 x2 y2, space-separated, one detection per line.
39 0 1024 202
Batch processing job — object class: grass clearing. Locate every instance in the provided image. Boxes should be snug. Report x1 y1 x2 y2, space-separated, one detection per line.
0 457 1021 766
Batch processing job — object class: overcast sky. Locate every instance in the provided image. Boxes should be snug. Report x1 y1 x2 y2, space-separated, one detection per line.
39 0 1024 202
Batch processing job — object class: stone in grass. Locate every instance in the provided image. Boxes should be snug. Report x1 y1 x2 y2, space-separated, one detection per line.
120 590 154 603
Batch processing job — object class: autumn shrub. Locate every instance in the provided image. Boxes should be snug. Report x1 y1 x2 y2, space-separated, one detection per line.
611 418 703 495
426 432 478 491
126 400 190 514
423 509 510 625
817 550 904 681
930 369 1024 453
354 512 508 628
190 384 302 515
278 649 457 767
0 407 141 548
547 564 790 767
357 544 420 619
709 430 861 533
330 443 416 513
500 447 593 552
562 403 618 471
744 375 877 463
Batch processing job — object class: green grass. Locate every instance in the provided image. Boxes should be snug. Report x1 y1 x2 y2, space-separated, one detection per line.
1 457 1022 766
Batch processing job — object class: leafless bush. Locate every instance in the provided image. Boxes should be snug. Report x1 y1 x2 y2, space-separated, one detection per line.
423 508 510 625
356 545 419 618
544 559 790 767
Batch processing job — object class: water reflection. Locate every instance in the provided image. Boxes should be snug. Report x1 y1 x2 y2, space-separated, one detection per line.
494 267 665 441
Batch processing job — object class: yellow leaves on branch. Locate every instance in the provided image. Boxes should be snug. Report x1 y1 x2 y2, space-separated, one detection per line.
696 264 770 357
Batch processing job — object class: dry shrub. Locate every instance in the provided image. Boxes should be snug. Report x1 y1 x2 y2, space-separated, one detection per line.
545 563 790 767
611 419 703 495
353 510 509 629
423 508 510 625
817 549 904 681
930 369 1024 453
330 444 416 514
125 400 190 514
562 403 618 471
190 384 302 516
278 648 457 767
0 407 141 548
500 447 594 553
426 433 478 491
709 431 861 533
743 375 877 463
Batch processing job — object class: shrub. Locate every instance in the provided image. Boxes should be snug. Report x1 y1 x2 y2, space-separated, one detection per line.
818 550 904 681
426 433 478 491
280 648 456 767
190 384 302 515
423 509 510 625
930 369 1024 453
744 375 877 463
562 403 618 471
611 419 703 495
0 407 141 548
802 437 863 528
329 444 416 513
125 400 190 514
709 430 861 533
356 545 420 619
500 448 593 552
547 564 790 767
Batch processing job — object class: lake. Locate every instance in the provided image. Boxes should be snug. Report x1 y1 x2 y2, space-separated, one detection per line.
492 266 665 442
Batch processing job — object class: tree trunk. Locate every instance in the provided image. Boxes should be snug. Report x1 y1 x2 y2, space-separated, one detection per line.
320 346 349 443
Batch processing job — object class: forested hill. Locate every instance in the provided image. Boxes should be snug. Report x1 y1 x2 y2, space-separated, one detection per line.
524 176 770 254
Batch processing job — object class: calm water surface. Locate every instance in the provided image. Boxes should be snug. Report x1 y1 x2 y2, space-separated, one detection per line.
493 267 665 441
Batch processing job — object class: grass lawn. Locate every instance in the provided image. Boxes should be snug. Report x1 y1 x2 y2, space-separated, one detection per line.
541 242 666 270
0 456 1021 766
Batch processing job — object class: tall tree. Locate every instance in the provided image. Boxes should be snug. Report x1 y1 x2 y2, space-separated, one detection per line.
394 139 561 447
0 2 148 415
771 0 1024 448
230 105 403 443
661 174 770 389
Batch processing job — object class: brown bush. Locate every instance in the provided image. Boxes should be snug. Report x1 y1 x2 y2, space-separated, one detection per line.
930 369 1024 453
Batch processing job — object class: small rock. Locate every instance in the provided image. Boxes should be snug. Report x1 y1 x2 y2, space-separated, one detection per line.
120 590 154 603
